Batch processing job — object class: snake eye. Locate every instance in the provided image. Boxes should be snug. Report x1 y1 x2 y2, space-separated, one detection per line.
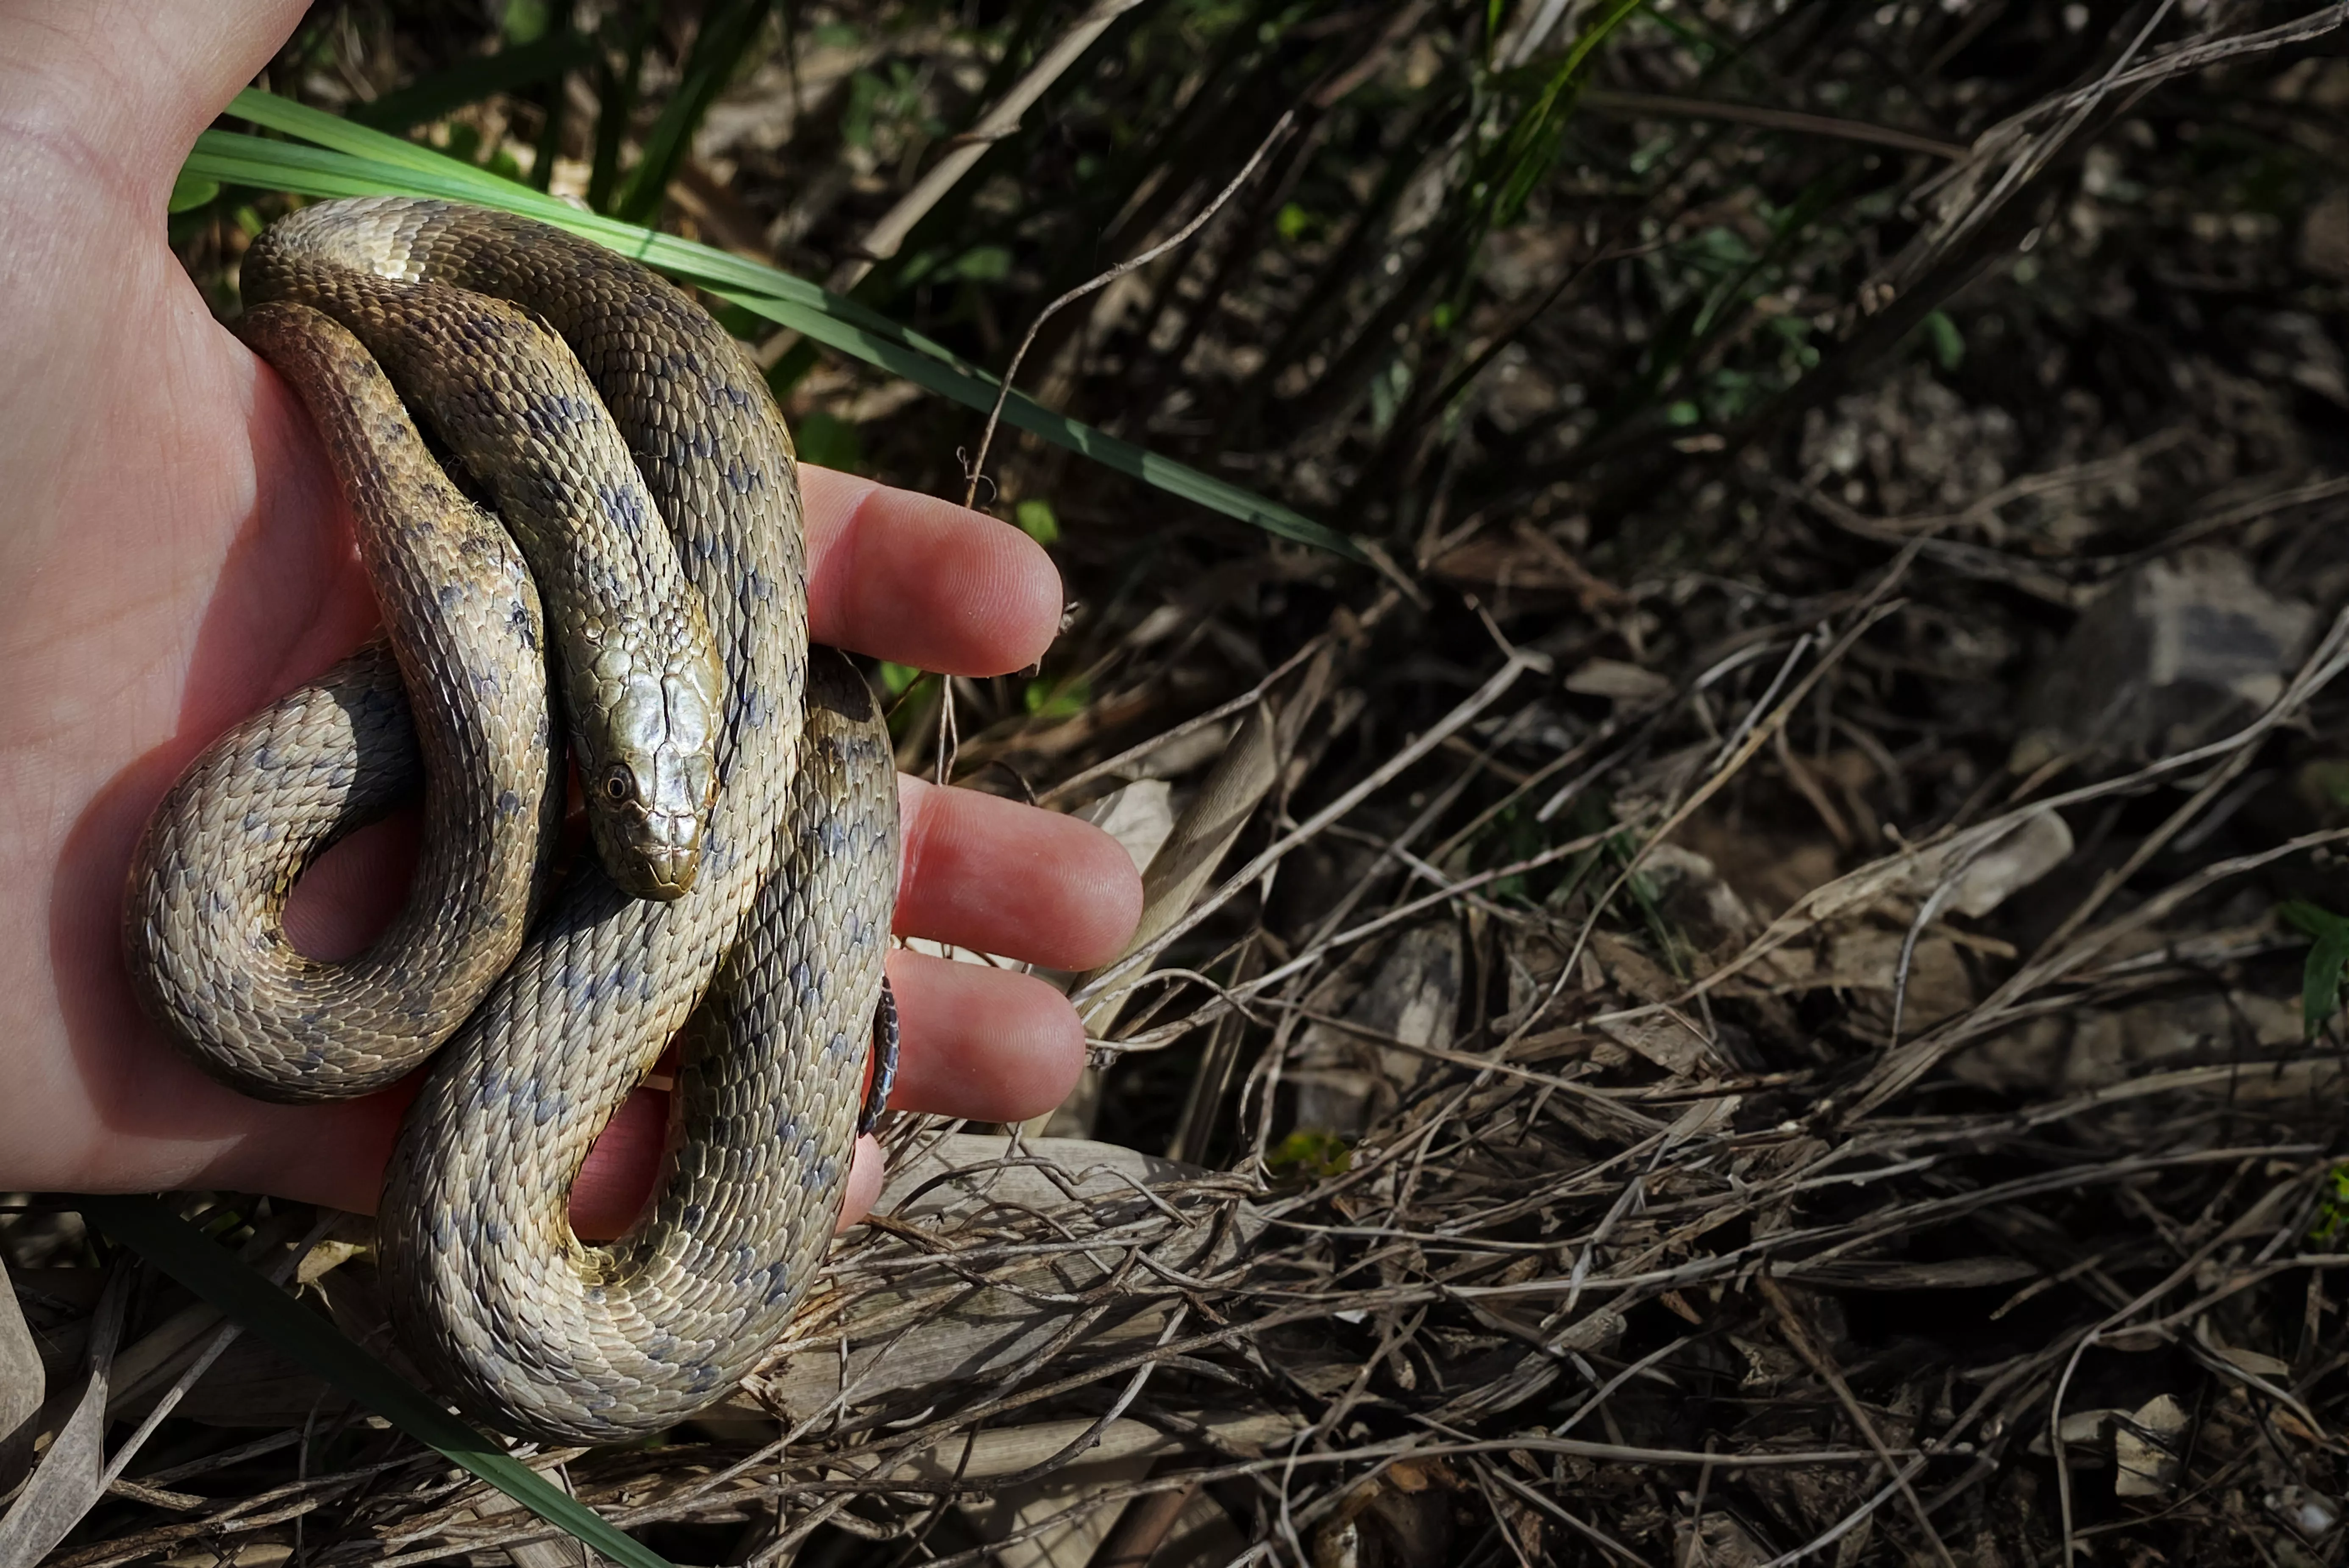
602 765 637 805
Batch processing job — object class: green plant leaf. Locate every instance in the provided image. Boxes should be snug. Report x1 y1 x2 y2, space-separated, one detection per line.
184 93 1359 561
1923 309 1965 371
1023 673 1089 718
950 245 1013 283
612 0 776 222
1267 1129 1353 1180
1013 498 1061 545
2281 900 2349 1037
75 1195 675 1568
167 171 220 214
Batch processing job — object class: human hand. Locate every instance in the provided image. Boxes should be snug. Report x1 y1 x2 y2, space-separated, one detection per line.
0 0 1140 1232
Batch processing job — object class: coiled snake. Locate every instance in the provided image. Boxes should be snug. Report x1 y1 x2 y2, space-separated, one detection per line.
123 197 899 1443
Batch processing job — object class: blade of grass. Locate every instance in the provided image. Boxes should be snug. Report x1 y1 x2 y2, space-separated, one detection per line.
713 286 1357 553
186 93 1361 559
74 1195 676 1568
612 0 777 223
348 31 597 134
1483 0 1648 228
2282 901 2349 1037
591 0 664 211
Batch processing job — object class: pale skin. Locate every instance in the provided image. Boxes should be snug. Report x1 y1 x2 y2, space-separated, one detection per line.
0 0 1141 1234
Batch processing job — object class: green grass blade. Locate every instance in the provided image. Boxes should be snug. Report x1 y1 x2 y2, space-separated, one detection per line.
709 290 1361 556
1487 0 1647 228
612 0 776 222
223 89 527 192
189 92 1360 559
350 33 597 133
74 1195 675 1568
2282 901 2349 1036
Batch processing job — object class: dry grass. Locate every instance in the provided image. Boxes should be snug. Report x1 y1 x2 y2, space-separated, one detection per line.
11 0 2349 1562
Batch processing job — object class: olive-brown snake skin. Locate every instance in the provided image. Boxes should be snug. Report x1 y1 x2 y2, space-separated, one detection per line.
124 197 900 1443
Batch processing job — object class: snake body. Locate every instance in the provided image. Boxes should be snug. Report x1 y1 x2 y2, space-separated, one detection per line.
125 198 899 1442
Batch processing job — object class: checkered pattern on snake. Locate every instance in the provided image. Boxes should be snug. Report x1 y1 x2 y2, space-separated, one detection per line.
123 198 898 1443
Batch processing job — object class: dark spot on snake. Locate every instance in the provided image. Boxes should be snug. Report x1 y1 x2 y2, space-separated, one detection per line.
681 1203 705 1231
496 788 523 818
598 481 651 538
527 390 595 437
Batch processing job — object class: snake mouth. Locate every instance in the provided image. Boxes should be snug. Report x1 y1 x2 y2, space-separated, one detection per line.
590 812 702 903
626 841 700 902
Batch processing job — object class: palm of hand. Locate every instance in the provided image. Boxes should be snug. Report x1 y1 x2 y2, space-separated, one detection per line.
0 157 393 1184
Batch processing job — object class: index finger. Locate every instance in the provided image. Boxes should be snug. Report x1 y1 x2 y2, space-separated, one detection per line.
801 467 1062 677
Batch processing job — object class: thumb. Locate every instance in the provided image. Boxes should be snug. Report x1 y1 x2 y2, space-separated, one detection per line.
0 0 311 218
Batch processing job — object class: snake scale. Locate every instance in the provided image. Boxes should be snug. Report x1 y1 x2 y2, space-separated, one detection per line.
123 197 901 1443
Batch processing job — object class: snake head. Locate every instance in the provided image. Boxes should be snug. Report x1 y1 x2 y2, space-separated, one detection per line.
583 651 725 902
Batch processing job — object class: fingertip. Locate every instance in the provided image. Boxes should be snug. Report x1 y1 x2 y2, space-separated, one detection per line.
896 781 1144 972
801 466 1063 675
886 951 1086 1123
1056 817 1146 971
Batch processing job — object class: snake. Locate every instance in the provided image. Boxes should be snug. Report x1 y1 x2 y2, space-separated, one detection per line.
122 197 901 1443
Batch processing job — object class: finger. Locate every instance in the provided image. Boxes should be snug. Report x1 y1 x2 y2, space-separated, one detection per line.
837 1137 885 1232
569 1091 664 1240
897 776 1142 972
884 948 1086 1121
801 467 1062 677
0 0 311 206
